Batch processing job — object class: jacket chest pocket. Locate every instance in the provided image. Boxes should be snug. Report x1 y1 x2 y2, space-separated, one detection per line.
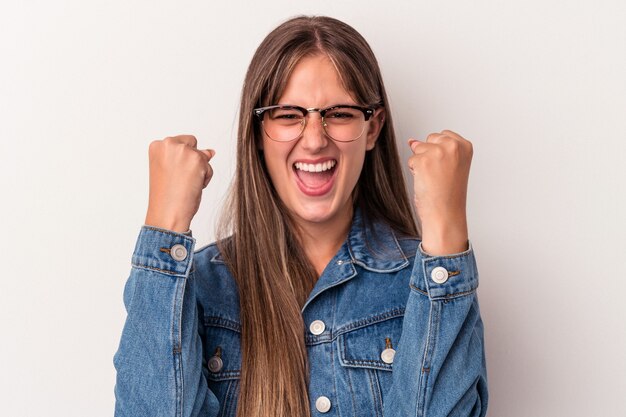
337 314 404 416
203 317 241 417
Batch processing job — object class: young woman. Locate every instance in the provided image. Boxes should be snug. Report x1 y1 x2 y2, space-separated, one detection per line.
114 15 488 417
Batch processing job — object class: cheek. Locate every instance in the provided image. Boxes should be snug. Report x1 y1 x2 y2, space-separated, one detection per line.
262 141 293 180
340 146 368 185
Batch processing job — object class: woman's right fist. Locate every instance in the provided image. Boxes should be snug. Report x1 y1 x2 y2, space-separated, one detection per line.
144 135 215 233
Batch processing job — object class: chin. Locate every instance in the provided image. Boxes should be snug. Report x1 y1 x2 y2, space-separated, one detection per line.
289 197 351 226
293 204 335 224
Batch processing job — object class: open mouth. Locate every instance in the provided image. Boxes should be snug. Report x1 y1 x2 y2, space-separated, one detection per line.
293 159 337 196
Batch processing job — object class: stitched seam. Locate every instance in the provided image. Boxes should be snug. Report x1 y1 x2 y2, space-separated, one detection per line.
344 359 392 367
300 264 358 314
417 302 440 417
351 259 410 273
207 370 241 380
217 379 231 417
434 288 477 300
409 284 429 296
336 308 405 335
370 369 385 417
330 289 343 417
330 327 342 417
131 263 186 277
372 370 384 417
224 379 236 417
346 360 357 417
409 284 476 300
174 352 183 417
203 316 242 333
305 333 333 345
391 231 410 264
173 277 186 417
172 278 186 353
143 226 194 238
367 369 377 417
230 379 240 417
341 334 393 371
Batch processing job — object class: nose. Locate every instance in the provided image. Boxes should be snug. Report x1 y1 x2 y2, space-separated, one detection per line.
299 112 329 152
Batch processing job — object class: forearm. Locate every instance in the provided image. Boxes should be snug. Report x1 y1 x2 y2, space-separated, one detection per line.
113 226 218 417
383 241 488 417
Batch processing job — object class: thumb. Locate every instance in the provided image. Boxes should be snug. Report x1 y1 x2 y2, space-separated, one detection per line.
200 149 216 160
408 138 424 153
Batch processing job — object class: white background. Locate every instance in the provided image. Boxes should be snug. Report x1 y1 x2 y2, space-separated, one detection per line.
1 1 625 416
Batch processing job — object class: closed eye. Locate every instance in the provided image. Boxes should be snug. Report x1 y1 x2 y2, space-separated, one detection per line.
326 112 354 119
271 112 303 120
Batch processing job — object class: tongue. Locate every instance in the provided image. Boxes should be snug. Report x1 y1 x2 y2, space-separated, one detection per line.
296 169 334 188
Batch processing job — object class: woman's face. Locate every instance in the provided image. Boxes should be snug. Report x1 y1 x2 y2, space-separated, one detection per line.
260 54 384 230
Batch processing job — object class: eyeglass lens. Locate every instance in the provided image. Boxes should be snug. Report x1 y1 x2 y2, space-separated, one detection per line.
262 107 366 142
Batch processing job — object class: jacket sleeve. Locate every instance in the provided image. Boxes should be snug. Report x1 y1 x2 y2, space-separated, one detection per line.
113 225 220 417
383 240 488 417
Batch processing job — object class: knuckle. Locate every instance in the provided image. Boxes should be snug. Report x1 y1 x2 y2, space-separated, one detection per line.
162 137 178 148
148 139 158 151
182 134 198 146
443 135 458 146
465 141 474 157
426 133 440 142
431 146 445 158
148 139 163 156
192 151 205 164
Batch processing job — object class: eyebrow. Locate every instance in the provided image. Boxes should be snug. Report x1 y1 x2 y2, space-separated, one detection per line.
276 103 359 108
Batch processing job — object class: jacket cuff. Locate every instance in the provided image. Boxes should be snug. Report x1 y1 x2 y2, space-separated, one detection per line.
410 240 479 300
132 225 196 277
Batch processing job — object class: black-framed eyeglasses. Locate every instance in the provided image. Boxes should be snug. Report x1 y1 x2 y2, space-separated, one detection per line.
253 104 377 143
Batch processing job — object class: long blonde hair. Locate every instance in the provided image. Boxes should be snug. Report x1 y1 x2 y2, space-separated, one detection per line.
217 15 418 417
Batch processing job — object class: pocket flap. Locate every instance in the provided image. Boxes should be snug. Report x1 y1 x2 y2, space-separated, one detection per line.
203 316 242 381
338 315 404 372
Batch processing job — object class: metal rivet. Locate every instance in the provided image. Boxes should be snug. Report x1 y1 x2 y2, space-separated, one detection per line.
381 337 396 364
315 396 331 413
381 348 396 364
170 244 188 261
208 356 223 373
309 320 326 335
208 346 223 373
431 266 449 284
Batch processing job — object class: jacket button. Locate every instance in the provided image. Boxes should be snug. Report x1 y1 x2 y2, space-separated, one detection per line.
315 396 331 413
431 266 449 284
170 244 188 261
208 355 223 373
381 347 396 364
309 320 325 335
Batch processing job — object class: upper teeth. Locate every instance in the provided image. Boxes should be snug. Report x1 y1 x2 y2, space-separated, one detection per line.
294 160 336 172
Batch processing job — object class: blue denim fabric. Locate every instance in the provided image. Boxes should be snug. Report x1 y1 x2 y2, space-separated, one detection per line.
114 210 488 416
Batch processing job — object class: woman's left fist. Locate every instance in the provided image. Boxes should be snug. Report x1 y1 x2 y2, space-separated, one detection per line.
408 130 473 223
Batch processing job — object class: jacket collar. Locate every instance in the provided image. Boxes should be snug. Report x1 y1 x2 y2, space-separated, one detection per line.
211 208 410 271
301 207 410 313
346 207 409 273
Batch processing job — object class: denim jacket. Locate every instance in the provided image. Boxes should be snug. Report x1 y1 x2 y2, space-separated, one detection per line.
113 210 488 416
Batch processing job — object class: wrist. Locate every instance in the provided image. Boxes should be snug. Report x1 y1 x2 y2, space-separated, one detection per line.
419 213 468 256
144 212 191 234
